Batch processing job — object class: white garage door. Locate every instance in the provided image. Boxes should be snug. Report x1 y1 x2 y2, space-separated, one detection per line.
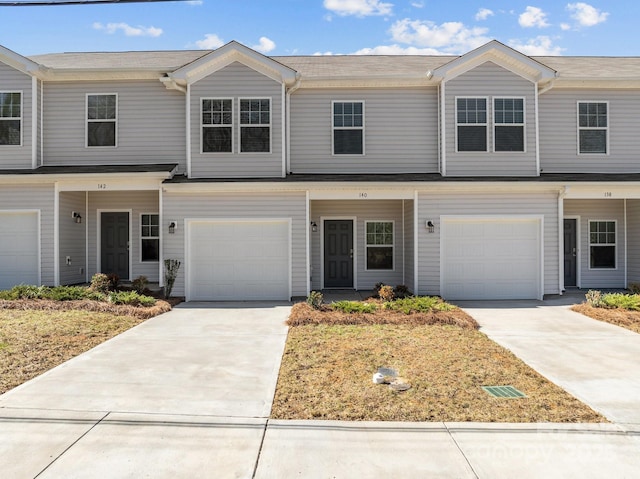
0 212 39 290
441 217 542 300
187 220 290 301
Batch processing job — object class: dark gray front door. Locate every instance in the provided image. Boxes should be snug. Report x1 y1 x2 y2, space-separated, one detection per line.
101 212 129 280
564 219 577 287
324 220 353 288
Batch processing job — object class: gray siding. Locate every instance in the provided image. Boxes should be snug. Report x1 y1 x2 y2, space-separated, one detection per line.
163 191 306 297
290 88 438 174
42 80 186 171
0 62 33 169
564 199 626 289
444 62 537 176
540 89 640 173
59 191 86 285
87 191 160 282
190 62 283 178
627 200 640 285
310 200 405 290
403 199 415 293
0 183 55 285
417 191 559 296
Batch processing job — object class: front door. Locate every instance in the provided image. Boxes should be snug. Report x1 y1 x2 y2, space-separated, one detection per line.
101 212 129 280
564 219 577 287
324 220 353 288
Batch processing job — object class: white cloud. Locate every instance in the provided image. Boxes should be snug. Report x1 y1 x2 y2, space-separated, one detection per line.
411 1 424 8
560 22 571 31
475 8 494 21
93 22 163 37
252 36 276 54
353 44 446 55
509 36 564 55
518 6 549 28
194 33 225 49
566 2 608 27
323 0 393 17
389 18 490 53
185 0 203 5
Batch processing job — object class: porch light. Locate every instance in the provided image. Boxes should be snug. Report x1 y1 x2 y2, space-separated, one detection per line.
168 221 177 234
72 212 82 224
310 221 318 232
427 220 435 233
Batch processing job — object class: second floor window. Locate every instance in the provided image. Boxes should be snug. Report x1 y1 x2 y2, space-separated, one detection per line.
494 98 524 152
87 94 117 147
0 92 21 146
333 101 364 155
240 98 270 153
456 98 487 152
578 102 608 154
202 99 233 153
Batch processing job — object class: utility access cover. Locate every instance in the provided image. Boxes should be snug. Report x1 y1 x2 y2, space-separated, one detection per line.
482 385 527 398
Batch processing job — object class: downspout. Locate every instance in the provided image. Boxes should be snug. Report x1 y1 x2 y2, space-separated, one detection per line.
625 198 628 288
54 182 59 286
305 190 310 296
40 79 44 166
558 186 568 293
186 83 191 178
414 190 419 294
281 83 286 177
535 81 540 175
285 75 302 175
159 186 164 288
402 199 405 285
440 81 447 176
31 76 37 169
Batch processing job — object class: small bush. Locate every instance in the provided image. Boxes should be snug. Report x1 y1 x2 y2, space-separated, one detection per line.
378 285 395 302
164 259 181 299
0 285 44 300
331 300 377 314
107 274 120 290
108 290 156 307
373 282 385 298
585 290 603 308
601 292 640 311
90 273 111 294
393 284 411 299
47 286 104 301
383 296 456 314
307 291 323 309
132 275 149 294
629 283 640 294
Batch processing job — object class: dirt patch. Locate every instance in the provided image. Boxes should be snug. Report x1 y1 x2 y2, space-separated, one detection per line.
572 304 640 334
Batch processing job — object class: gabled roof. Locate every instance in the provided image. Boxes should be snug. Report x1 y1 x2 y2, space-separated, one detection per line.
430 40 557 83
0 44 45 76
166 41 298 88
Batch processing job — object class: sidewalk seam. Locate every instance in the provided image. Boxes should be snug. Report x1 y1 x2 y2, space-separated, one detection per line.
33 411 111 478
252 418 269 479
444 422 480 479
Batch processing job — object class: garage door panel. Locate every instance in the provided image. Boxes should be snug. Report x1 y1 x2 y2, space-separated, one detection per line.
442 218 541 300
0 212 39 290
188 220 290 301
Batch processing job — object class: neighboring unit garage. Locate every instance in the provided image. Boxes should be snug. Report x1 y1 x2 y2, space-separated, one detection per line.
186 219 290 301
0 211 39 290
440 216 543 300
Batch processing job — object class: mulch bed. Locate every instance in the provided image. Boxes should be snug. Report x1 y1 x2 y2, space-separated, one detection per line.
0 298 173 319
572 304 640 334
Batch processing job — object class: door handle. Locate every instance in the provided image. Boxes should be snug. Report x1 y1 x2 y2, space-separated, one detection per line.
572 247 576 257
349 249 353 259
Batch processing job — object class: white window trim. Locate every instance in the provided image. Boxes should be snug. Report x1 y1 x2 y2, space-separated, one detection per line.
364 220 395 272
0 90 23 147
588 219 617 270
577 100 609 156
140 212 160 263
493 96 526 153
200 97 234 154
239 97 272 154
331 100 365 156
86 93 118 148
454 96 489 153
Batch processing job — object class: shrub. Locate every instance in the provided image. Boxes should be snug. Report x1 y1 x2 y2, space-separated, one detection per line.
383 296 456 314
331 300 377 314
307 291 323 309
378 285 395 302
107 273 120 290
164 259 181 299
47 286 104 301
132 275 149 294
393 284 411 299
585 290 603 308
90 273 111 294
601 292 640 311
0 285 45 300
108 290 156 307
629 283 640 294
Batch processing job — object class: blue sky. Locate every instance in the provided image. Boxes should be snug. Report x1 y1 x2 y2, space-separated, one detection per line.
0 0 635 57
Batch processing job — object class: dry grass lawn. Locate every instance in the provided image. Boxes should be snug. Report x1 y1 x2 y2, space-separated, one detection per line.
572 303 640 334
0 300 171 395
272 303 606 423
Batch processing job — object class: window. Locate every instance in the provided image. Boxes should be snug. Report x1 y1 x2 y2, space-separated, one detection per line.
87 94 117 147
589 220 615 269
365 221 393 270
141 214 159 262
494 98 524 152
333 101 364 155
202 99 233 153
0 92 21 146
240 98 270 153
578 102 608 154
456 98 487 152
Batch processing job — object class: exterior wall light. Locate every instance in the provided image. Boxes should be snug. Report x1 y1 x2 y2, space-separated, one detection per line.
426 220 435 233
169 221 177 234
310 221 318 232
72 211 82 224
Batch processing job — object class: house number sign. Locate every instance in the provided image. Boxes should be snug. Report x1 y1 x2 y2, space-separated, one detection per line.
358 192 368 198
604 192 612 197
98 184 107 189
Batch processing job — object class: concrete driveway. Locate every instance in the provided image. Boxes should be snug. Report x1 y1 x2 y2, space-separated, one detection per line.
0 302 290 478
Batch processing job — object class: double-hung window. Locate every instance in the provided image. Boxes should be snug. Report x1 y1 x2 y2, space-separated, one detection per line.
365 221 393 270
589 220 616 269
578 102 608 154
141 214 159 262
456 98 487 152
240 98 271 153
87 94 117 147
494 98 525 151
202 99 233 153
333 101 364 155
0 92 21 146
